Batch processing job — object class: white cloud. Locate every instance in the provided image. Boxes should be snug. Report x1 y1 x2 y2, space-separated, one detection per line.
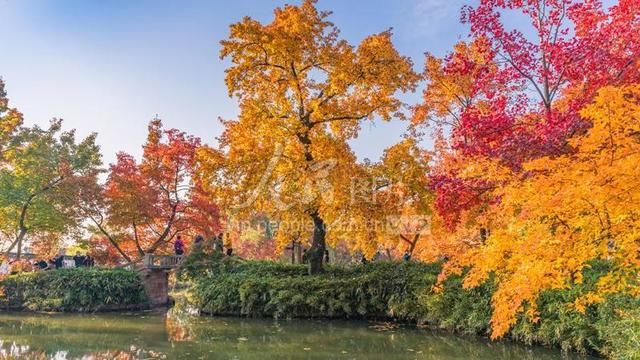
407 0 472 41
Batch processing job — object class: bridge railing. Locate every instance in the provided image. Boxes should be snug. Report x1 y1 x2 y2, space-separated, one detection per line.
143 254 184 269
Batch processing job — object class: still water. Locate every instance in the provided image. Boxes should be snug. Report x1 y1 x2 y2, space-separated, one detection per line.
0 311 592 359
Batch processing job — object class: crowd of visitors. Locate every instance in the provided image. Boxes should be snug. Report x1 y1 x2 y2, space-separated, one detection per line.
173 233 234 258
0 252 96 275
2 233 236 276
35 253 95 271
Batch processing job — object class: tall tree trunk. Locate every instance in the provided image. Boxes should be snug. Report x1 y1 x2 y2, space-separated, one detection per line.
5 177 64 260
297 123 326 273
9 198 31 260
4 227 26 260
132 222 145 257
15 228 25 259
308 210 326 274
295 241 302 264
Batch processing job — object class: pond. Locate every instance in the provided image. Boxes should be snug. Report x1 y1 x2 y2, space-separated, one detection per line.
0 311 593 359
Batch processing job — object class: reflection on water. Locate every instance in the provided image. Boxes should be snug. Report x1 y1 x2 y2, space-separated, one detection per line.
0 310 592 360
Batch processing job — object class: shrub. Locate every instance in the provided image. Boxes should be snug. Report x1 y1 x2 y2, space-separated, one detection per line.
419 274 494 335
506 261 640 357
181 254 439 321
181 254 639 359
598 306 640 360
0 268 149 312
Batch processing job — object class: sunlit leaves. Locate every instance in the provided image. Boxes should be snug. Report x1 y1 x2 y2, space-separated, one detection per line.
198 0 417 267
94 119 220 261
0 78 23 163
435 86 640 338
421 0 640 338
0 119 102 257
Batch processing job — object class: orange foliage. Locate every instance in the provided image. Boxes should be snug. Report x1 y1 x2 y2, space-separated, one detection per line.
197 0 418 271
431 86 640 337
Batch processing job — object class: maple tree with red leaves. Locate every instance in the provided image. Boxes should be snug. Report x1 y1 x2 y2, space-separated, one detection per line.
414 0 640 228
414 0 640 337
82 119 221 263
1 1 638 349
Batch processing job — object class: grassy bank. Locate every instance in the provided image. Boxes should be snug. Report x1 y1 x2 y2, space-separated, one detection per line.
180 253 639 359
0 268 149 312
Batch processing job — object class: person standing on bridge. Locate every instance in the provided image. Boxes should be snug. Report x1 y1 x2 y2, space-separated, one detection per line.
73 252 85 268
54 253 65 269
174 235 185 256
192 235 204 254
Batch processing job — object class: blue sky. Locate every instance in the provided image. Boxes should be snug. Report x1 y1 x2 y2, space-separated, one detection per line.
0 0 472 164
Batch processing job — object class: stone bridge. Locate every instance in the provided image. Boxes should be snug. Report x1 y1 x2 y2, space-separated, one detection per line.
137 254 184 307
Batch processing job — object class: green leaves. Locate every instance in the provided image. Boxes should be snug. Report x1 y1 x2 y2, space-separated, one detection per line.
0 268 148 312
0 119 102 255
183 254 437 321
182 254 639 358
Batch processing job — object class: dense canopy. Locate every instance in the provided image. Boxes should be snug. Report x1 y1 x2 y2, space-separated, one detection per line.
1 0 638 344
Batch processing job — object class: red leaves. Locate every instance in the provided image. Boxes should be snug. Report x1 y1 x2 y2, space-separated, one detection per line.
424 0 640 337
570 0 640 89
103 119 220 259
423 0 640 228
430 174 494 230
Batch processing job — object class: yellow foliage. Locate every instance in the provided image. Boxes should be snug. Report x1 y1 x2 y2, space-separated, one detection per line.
197 0 418 262
433 85 640 338
412 37 500 128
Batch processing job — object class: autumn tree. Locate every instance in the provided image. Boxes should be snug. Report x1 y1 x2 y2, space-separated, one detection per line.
414 0 640 236
0 78 23 162
362 138 434 259
0 119 102 259
82 119 220 262
197 0 418 273
416 1 640 226
415 0 640 338
446 86 640 338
